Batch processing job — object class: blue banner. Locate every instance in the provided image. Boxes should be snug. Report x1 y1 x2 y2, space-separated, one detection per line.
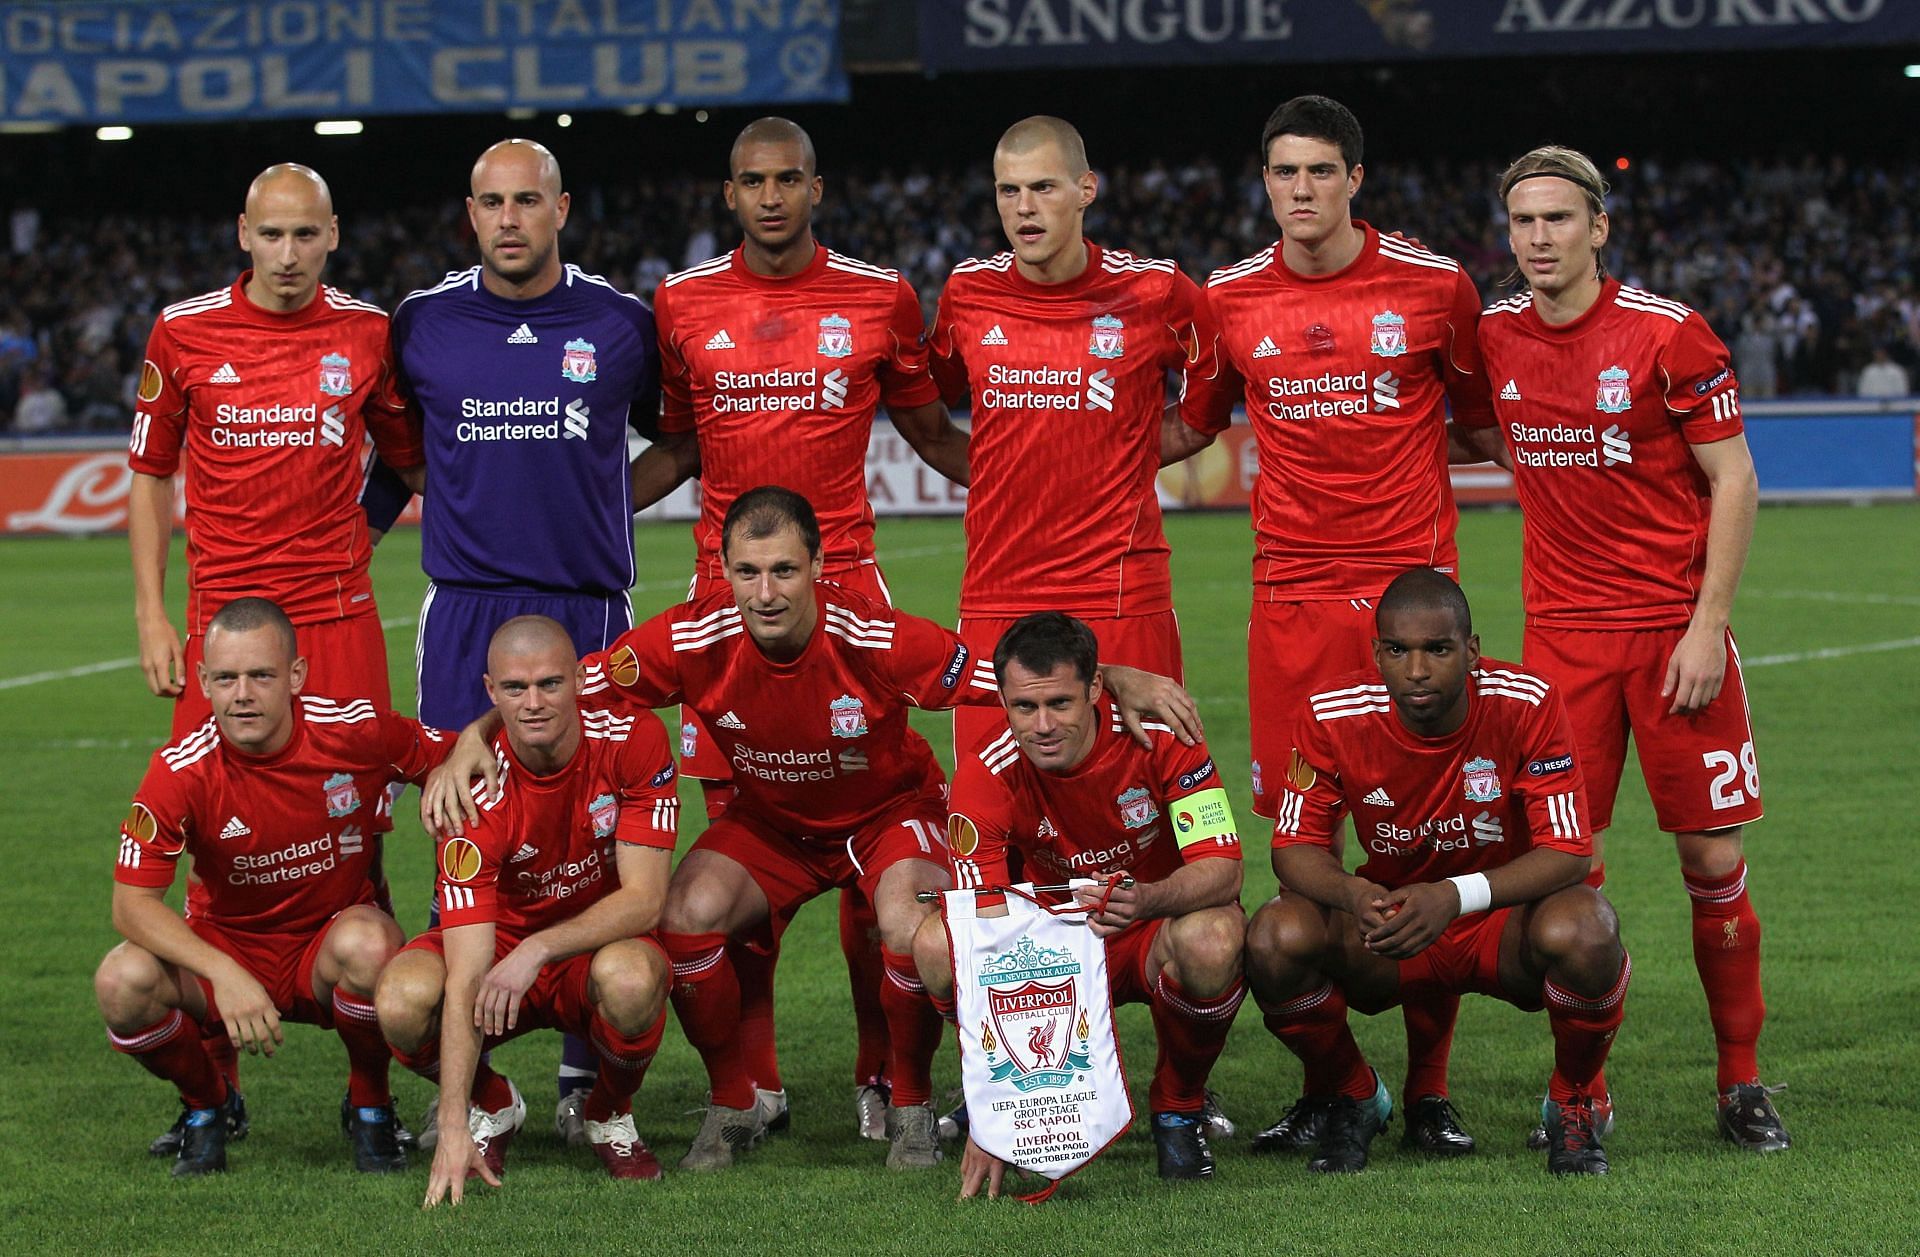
0 1 846 123
920 0 1920 71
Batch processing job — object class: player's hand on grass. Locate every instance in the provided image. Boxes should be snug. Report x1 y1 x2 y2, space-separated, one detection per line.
958 1135 1010 1200
1103 665 1203 747
1074 880 1140 937
424 1128 498 1208
137 615 186 697
1363 883 1453 959
475 943 545 1036
421 727 499 835
211 966 282 1056
1662 623 1727 714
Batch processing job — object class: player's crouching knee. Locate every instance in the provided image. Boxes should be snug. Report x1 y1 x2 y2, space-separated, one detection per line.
911 911 954 1003
94 941 169 1028
589 942 668 1035
1243 896 1322 1003
1528 885 1623 980
373 952 442 1053
324 907 404 996
1168 905 1245 998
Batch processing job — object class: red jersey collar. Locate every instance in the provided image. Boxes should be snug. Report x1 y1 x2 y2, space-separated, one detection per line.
729 240 829 290
221 698 310 767
1270 221 1377 285
495 725 586 791
1521 276 1621 338
1004 239 1105 299
232 271 330 325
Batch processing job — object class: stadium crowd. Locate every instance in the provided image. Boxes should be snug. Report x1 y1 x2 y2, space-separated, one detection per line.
4 151 1917 434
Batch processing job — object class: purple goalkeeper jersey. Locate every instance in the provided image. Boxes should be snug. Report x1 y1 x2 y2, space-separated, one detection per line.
392 264 659 595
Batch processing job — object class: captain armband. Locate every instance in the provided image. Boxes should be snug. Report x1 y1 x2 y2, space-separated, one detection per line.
1169 786 1239 852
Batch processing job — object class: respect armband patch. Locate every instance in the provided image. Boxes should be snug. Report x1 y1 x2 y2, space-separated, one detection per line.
1169 786 1238 851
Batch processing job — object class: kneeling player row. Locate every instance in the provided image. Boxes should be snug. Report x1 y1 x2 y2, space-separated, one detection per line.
96 497 1640 1199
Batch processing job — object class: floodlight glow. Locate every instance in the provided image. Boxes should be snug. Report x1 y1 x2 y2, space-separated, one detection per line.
557 114 573 127
314 120 364 135
96 125 133 141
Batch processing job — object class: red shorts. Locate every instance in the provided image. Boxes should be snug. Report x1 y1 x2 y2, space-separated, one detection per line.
1249 598 1379 817
173 610 392 740
398 927 668 1044
691 787 948 929
1393 907 1540 1012
679 561 892 782
1525 624 1763 834
188 914 340 1028
1102 917 1169 1006
953 609 1183 755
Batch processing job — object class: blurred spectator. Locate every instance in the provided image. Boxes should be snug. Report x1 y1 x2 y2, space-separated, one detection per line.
1856 346 1912 399
11 367 68 433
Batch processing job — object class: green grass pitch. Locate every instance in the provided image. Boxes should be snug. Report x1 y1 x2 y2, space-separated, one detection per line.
2 504 1917 1254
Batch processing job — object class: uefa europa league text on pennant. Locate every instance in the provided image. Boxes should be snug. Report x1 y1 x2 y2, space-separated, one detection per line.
943 878 1132 1198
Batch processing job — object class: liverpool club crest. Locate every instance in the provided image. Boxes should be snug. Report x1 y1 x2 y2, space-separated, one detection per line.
817 313 853 358
977 936 1092 1093
680 721 699 758
318 352 353 397
1595 365 1631 413
829 694 868 739
1088 313 1125 360
1462 756 1503 804
561 338 598 384
589 792 618 842
1370 311 1407 357
323 772 361 819
1116 786 1158 830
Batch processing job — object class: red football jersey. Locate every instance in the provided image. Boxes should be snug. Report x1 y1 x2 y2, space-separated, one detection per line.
655 245 940 579
115 697 450 934
948 701 1242 889
127 274 423 633
583 584 996 836
1183 223 1493 599
929 243 1216 617
1271 659 1591 888
434 703 679 935
1475 280 1746 630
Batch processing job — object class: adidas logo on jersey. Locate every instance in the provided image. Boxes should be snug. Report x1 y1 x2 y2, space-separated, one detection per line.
509 843 539 863
209 362 241 384
716 710 746 730
1362 787 1395 808
1500 379 1522 401
980 324 1008 346
1252 335 1282 359
508 323 539 344
705 329 736 351
219 815 252 840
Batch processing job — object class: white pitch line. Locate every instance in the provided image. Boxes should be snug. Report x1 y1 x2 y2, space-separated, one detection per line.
1745 589 1920 609
0 657 140 691
1743 636 1920 667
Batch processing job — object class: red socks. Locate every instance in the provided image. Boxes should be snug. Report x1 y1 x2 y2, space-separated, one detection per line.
1148 972 1244 1112
878 947 941 1108
110 1009 226 1111
1262 983 1374 1101
662 930 755 1109
583 1008 666 1123
1686 861 1766 1090
1400 991 1459 1103
330 991 394 1108
1545 953 1631 1102
841 890 891 1086
731 936 783 1094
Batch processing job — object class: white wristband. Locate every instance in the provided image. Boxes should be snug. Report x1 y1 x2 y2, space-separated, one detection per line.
1446 872 1492 916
